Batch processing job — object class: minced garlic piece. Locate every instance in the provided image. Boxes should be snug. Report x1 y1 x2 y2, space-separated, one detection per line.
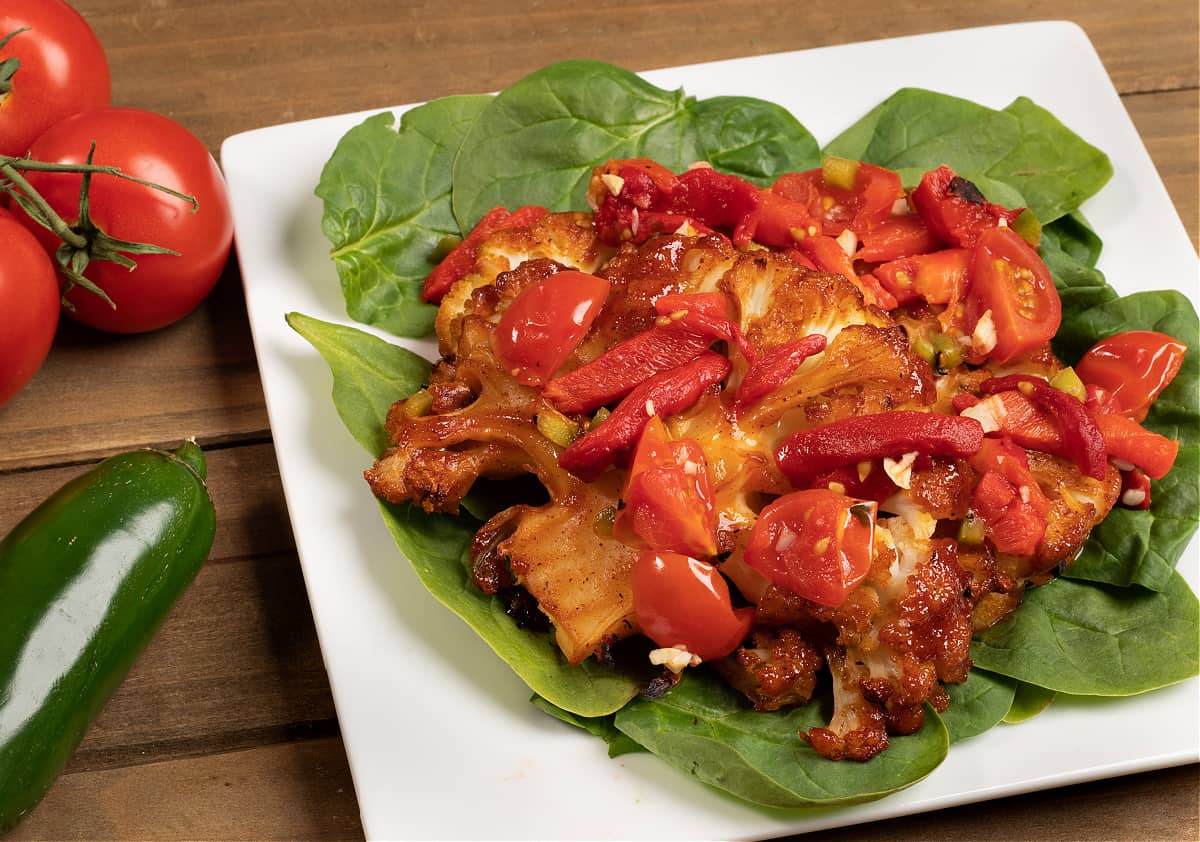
883 450 919 489
649 646 702 674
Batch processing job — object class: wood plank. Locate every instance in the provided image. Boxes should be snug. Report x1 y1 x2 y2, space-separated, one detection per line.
71 1 1197 155
797 764 1200 842
0 272 269 473
1125 89 1200 249
0 442 295 563
7 738 363 841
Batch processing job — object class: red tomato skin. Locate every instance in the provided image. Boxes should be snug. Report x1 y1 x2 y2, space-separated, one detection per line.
743 489 876 608
493 270 609 386
632 551 752 661
0 0 110 157
0 209 59 407
15 108 233 333
1075 331 1186 422
967 226 1061 363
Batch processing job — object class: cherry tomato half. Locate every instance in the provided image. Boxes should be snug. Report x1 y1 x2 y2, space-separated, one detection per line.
0 208 59 407
493 269 609 386
16 108 234 333
1075 330 1187 422
632 551 752 661
967 226 1061 363
743 489 876 608
615 415 718 557
0 0 110 157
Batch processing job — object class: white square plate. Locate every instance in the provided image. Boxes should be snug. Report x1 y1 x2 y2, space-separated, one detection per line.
221 21 1199 840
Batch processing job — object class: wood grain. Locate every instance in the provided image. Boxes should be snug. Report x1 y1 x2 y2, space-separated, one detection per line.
8 739 363 841
3 1 1196 840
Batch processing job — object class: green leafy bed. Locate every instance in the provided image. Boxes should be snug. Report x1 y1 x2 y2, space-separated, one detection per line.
296 61 1199 809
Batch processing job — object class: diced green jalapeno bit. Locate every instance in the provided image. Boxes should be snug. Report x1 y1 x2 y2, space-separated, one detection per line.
593 505 616 537
537 408 580 447
589 407 612 430
404 388 434 418
912 334 936 365
958 512 986 545
1012 209 1042 247
1049 366 1087 402
822 156 860 192
926 332 964 374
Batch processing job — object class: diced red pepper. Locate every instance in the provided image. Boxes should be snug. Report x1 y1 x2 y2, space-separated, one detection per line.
422 205 548 302
980 375 1107 480
969 436 1049 556
910 166 1022 248
775 411 984 488
1118 468 1152 510
791 233 897 309
733 334 827 411
558 351 730 481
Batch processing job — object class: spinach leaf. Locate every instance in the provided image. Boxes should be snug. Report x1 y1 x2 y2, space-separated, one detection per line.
286 312 431 454
1040 227 1118 317
1053 291 1200 590
1002 682 1056 724
530 695 645 758
316 96 492 337
451 60 818 229
613 673 948 808
290 312 640 716
1042 211 1103 268
939 669 1016 743
823 88 1110 224
970 572 1199 695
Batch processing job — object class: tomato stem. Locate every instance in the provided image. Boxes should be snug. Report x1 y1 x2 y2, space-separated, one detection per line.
0 155 198 209
0 162 88 250
0 28 29 96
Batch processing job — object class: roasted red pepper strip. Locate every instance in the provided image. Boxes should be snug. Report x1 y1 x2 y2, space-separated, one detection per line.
544 294 730 413
422 205 548 303
979 375 1107 480
1092 412 1179 480
558 351 731 481
775 410 984 488
733 334 827 411
654 292 754 361
910 166 1022 248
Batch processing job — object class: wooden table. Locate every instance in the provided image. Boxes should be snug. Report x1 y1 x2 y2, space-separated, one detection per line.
1 1 1196 839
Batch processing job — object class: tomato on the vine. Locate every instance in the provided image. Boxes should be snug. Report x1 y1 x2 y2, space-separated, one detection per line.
15 107 234 333
631 550 752 661
0 0 110 157
0 208 59 408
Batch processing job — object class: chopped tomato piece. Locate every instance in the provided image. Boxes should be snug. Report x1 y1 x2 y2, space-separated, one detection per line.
873 248 970 308
615 416 718 558
744 489 876 608
422 205 547 302
1075 330 1187 422
967 227 1061 363
771 162 902 238
792 233 897 308
632 551 753 661
493 270 609 387
968 436 1049 556
910 166 1022 248
857 213 940 262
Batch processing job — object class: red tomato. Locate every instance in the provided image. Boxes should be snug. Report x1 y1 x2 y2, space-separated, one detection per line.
0 208 59 407
874 248 970 307
857 213 939 262
910 166 1022 248
967 227 1061 363
743 489 876 608
0 0 110 157
968 436 1049 556
14 108 234 333
772 162 901 238
1075 331 1186 422
493 269 609 386
614 415 718 557
632 551 752 661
